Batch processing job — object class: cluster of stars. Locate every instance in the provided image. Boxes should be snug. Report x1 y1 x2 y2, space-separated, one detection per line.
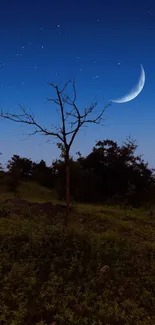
0 18 124 92
40 24 72 37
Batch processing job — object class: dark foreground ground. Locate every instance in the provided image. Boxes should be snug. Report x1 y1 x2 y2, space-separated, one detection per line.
0 184 155 325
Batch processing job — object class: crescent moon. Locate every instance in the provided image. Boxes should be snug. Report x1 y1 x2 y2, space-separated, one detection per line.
111 65 145 104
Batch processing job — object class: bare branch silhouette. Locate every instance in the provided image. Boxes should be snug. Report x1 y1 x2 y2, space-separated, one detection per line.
0 79 110 224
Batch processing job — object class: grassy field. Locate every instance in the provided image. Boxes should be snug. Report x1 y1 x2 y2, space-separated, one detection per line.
0 182 155 325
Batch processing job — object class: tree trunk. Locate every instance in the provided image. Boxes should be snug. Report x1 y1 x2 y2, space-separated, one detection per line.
65 155 70 226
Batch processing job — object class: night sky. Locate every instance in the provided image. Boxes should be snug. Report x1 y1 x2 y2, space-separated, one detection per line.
0 0 155 167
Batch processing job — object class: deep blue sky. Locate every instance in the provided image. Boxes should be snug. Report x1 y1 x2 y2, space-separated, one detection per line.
0 0 155 167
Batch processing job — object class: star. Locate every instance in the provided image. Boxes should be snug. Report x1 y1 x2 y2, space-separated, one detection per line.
22 46 24 49
97 19 100 23
57 24 60 28
41 45 44 49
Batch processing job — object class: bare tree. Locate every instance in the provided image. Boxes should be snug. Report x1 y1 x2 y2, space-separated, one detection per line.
0 79 110 225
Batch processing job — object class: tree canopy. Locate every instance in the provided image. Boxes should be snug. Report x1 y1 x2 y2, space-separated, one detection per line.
1 137 154 208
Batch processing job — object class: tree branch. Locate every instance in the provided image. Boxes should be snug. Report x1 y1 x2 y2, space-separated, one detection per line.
0 106 64 142
0 79 110 158
55 85 67 149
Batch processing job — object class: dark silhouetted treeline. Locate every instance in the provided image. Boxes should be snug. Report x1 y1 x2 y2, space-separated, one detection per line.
0 138 155 207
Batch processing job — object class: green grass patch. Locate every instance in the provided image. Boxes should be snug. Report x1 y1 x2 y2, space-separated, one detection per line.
0 182 155 324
